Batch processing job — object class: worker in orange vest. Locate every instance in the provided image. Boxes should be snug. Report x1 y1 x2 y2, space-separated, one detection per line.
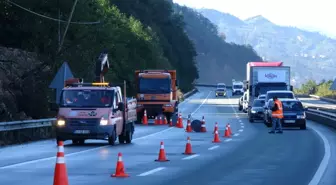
269 96 283 134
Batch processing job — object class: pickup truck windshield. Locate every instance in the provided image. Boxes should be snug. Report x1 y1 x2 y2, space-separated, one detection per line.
217 85 226 89
233 85 243 89
60 89 114 108
282 101 304 111
139 78 171 94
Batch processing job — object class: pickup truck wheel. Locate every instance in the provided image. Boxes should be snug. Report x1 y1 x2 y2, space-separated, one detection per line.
108 127 116 145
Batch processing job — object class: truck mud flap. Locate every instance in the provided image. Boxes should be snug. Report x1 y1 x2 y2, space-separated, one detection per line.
191 119 202 132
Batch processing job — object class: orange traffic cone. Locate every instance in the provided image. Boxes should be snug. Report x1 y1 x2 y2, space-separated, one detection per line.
169 118 173 127
200 116 207 132
223 126 231 138
159 116 163 125
142 110 148 125
227 123 232 135
154 116 159 125
111 152 129 177
53 141 69 185
155 141 169 162
212 130 221 143
176 113 183 128
183 137 195 155
185 116 192 132
164 117 168 124
213 122 218 134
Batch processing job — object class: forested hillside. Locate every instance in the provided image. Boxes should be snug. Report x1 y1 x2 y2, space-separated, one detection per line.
0 0 262 122
176 6 262 84
0 0 198 121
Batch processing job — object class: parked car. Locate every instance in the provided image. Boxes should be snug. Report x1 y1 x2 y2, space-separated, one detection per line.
264 98 307 129
238 96 243 111
248 99 265 122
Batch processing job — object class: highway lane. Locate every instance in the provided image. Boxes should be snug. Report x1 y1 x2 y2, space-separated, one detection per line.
1 87 335 185
299 97 336 111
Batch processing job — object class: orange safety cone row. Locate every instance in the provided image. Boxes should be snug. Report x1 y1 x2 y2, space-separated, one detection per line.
164 117 168 125
212 130 221 143
154 116 159 125
53 141 69 185
227 123 232 135
111 152 129 177
223 125 231 138
142 110 148 125
213 122 218 134
200 116 207 132
176 113 184 128
185 115 192 132
155 141 169 162
183 137 195 155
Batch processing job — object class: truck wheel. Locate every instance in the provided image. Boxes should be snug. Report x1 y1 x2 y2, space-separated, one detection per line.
108 127 116 145
118 135 125 144
249 118 254 123
300 124 306 130
136 113 143 124
238 105 242 111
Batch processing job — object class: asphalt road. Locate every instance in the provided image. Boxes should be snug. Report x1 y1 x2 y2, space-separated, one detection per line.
0 87 335 185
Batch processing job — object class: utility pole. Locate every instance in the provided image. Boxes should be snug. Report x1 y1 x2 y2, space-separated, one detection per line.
57 0 79 53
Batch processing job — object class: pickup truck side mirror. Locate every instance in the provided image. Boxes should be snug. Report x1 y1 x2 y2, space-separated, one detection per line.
118 102 125 111
49 102 59 111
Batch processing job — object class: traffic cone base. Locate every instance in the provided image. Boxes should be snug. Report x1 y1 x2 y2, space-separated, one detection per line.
53 141 69 185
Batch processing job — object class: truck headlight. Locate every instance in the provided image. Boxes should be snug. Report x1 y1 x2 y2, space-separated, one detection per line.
251 110 256 113
57 119 65 126
100 118 108 125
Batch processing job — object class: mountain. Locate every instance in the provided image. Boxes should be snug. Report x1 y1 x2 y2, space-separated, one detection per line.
198 8 336 86
175 5 262 84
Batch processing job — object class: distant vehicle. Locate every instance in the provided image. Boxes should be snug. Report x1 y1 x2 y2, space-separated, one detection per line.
242 92 249 112
264 99 307 129
232 81 244 95
216 83 227 97
248 99 265 122
238 96 243 111
258 94 266 99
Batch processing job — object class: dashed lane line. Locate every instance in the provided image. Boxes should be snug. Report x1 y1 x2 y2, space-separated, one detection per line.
234 133 240 136
225 138 232 142
239 129 243 132
137 167 166 176
182 154 200 160
208 145 219 150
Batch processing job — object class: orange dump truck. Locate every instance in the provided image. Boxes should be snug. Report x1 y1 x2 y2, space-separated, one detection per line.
135 70 179 123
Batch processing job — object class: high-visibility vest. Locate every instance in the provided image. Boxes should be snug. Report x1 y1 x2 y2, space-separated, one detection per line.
271 100 283 118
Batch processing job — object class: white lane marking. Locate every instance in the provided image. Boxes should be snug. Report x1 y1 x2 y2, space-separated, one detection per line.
241 125 245 128
225 138 232 142
239 129 243 132
208 145 219 150
239 120 242 123
308 129 331 185
137 167 166 176
182 154 200 160
240 122 244 125
234 133 239 136
190 91 212 116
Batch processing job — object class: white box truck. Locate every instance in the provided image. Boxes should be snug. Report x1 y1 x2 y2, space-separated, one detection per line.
244 62 292 111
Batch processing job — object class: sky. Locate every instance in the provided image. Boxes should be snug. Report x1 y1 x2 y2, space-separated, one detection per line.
173 0 336 38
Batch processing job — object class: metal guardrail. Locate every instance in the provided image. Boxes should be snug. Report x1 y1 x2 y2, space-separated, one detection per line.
194 83 233 88
0 118 56 131
305 108 336 129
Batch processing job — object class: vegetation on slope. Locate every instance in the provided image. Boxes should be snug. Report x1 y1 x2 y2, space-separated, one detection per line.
0 0 198 121
294 80 336 99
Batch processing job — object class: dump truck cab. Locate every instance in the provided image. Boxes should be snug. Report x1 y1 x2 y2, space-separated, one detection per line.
135 70 178 123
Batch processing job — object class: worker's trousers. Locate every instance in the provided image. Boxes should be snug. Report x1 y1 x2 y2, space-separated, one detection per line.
271 117 282 132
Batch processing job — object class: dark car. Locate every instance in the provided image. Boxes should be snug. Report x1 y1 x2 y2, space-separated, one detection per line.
264 99 307 129
248 99 265 122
